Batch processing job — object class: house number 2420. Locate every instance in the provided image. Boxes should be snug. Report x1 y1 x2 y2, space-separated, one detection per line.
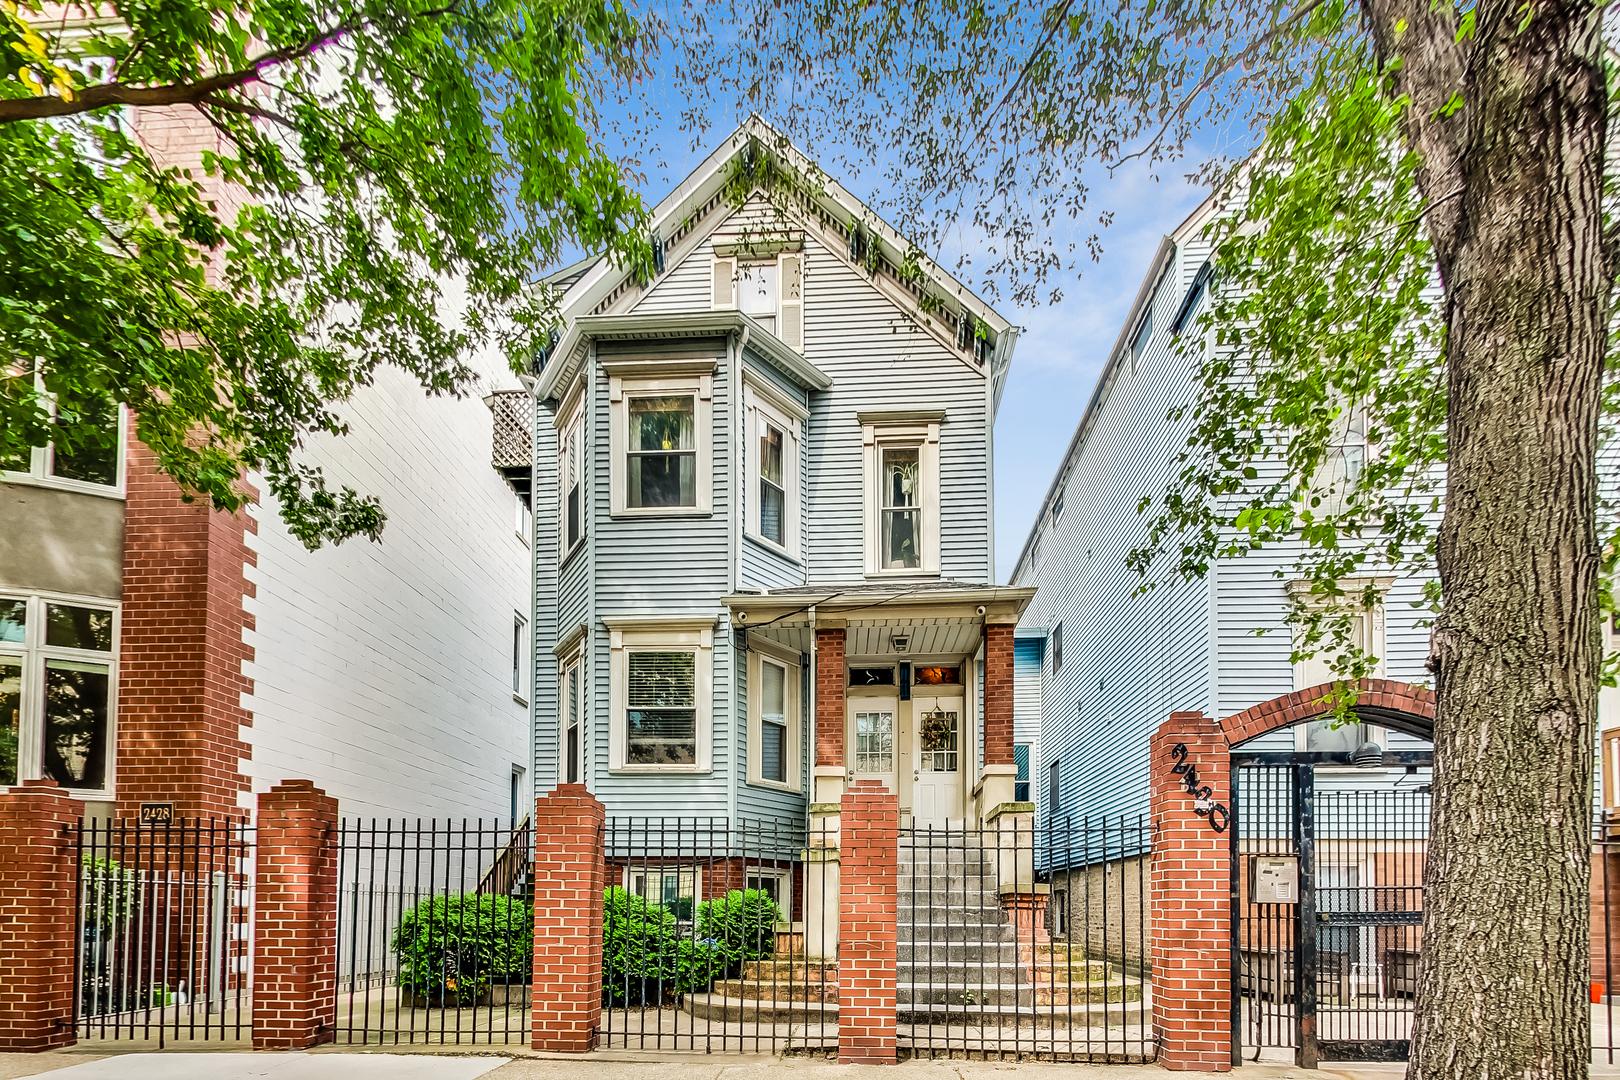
1169 743 1229 833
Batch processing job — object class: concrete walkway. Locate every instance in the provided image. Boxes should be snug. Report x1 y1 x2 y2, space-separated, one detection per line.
0 1050 1615 1080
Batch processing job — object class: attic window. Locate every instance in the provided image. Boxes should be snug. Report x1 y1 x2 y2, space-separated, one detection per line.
738 263 778 330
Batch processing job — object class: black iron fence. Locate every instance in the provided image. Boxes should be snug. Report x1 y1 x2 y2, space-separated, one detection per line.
901 816 1153 1063
334 817 532 1045
1233 762 1429 1065
1595 817 1620 1065
74 817 254 1045
600 816 836 1055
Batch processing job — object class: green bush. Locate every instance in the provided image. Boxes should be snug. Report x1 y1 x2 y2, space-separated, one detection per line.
392 893 531 1005
603 886 721 1005
80 855 136 937
696 889 780 974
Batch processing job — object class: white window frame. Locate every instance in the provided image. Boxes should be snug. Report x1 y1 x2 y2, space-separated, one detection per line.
559 647 583 786
607 363 714 519
1290 576 1393 756
1 371 127 499
747 639 802 791
860 412 942 576
711 252 805 352
512 612 530 704
744 866 792 921
743 377 805 559
607 616 714 774
555 382 586 560
514 487 533 546
624 864 703 916
0 590 119 795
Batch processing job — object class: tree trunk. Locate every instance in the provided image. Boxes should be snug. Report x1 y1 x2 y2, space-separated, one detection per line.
1376 3 1610 1076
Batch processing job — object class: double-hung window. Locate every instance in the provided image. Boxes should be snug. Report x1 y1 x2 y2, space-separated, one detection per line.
861 411 942 576
558 400 584 554
1289 576 1394 760
561 656 582 784
512 613 529 702
607 364 713 518
744 379 804 555
711 251 805 351
0 594 117 791
608 618 713 773
747 645 801 790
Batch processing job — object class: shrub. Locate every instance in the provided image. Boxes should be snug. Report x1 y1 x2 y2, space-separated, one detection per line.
603 886 722 1005
392 893 530 1005
696 889 780 974
80 855 136 938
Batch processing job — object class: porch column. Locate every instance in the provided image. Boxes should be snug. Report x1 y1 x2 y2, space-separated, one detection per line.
980 621 1017 809
1149 711 1233 1071
806 625 846 959
0 780 79 1051
253 780 339 1050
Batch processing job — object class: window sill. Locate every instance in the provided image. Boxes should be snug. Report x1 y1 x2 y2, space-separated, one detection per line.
513 693 529 707
746 776 802 794
1 473 125 501
611 506 711 520
559 539 585 570
609 766 710 776
863 570 941 581
744 532 801 564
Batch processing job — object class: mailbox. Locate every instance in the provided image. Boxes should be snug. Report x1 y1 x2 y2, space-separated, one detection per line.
1249 855 1299 904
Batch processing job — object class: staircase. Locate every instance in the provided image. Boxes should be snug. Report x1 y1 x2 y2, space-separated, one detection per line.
898 829 1146 1031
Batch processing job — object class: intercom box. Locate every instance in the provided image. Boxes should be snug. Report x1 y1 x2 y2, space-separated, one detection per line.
1249 855 1299 904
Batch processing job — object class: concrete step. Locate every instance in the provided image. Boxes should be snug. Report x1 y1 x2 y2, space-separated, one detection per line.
681 993 837 1024
898 942 1023 964
897 997 1149 1028
741 960 835 980
898 981 1143 1007
899 963 1027 987
711 979 837 1003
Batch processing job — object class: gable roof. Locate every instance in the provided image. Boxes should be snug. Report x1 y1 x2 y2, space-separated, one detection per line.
535 117 1019 409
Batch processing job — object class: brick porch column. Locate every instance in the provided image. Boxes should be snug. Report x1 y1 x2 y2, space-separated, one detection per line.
0 780 79 1050
253 780 338 1050
980 622 1017 811
839 780 897 1064
1149 711 1232 1071
531 783 606 1052
814 627 847 793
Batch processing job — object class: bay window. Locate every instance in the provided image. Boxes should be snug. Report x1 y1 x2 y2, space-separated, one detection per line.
607 365 713 518
744 379 803 555
747 645 801 790
0 594 116 791
607 617 713 773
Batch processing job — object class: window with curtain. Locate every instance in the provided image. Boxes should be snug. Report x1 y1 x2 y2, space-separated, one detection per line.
880 445 921 569
626 651 697 765
627 396 696 508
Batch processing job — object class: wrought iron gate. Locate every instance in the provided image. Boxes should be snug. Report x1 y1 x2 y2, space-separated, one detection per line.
1231 752 1430 1066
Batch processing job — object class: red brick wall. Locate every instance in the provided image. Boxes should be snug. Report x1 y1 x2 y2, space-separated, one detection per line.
1219 678 1434 748
532 784 605 1052
116 441 254 820
0 780 78 1050
816 628 846 768
252 780 338 1050
838 780 897 1064
982 623 1015 766
1150 712 1232 1071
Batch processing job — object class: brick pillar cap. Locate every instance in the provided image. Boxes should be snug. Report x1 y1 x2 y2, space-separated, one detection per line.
270 780 323 794
16 778 61 790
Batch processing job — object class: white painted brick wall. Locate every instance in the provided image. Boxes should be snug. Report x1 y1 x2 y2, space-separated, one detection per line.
241 347 532 823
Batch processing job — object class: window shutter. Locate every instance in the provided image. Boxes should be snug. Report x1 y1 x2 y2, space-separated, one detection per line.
712 258 736 309
777 252 803 350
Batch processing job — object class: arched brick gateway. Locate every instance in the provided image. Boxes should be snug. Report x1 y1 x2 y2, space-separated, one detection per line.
1222 678 1436 748
1149 679 1435 1071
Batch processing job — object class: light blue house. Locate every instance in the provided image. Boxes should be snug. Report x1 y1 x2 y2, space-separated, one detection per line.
525 119 1035 883
1008 193 1439 832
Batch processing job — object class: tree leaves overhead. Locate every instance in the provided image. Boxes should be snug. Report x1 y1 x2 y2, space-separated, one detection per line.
660 0 1355 306
1 0 653 546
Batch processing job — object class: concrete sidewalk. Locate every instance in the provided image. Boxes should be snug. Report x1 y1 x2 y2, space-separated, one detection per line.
0 1050 1615 1080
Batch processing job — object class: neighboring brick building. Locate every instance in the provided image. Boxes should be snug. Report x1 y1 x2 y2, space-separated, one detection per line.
0 104 532 825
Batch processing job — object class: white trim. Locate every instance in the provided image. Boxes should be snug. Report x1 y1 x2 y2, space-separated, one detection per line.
608 622 714 774
0 589 119 795
747 648 803 792
558 650 584 786
744 386 802 558
608 371 714 519
862 417 941 576
1 398 128 500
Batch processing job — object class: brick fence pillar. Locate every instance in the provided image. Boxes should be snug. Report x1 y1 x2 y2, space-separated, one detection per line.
253 780 338 1050
0 780 79 1050
1150 712 1232 1071
531 783 606 1052
839 780 897 1064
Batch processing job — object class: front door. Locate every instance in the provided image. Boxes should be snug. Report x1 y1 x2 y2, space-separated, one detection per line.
912 695 963 828
848 699 897 789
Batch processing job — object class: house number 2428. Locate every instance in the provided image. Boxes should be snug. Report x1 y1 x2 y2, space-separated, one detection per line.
1169 743 1230 833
